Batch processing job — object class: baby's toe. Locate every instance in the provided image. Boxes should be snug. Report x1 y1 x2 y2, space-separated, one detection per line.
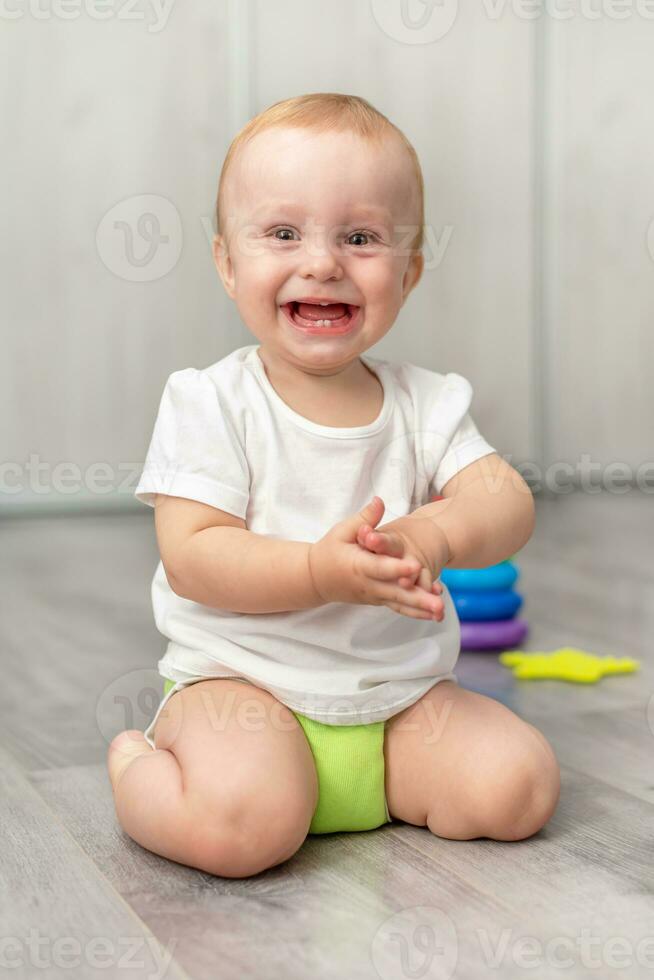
107 729 152 789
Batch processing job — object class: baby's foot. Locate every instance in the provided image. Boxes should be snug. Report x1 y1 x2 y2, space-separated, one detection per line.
107 729 153 790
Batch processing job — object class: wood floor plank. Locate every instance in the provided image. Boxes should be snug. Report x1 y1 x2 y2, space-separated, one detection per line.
456 640 652 721
4 492 654 979
32 762 563 980
0 745 187 980
34 759 654 980
0 513 164 771
386 767 654 977
522 704 654 805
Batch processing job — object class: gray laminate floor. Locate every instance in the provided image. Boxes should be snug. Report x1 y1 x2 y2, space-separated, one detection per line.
2 491 653 980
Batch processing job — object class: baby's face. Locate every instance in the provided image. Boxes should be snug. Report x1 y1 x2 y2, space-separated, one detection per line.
213 126 423 372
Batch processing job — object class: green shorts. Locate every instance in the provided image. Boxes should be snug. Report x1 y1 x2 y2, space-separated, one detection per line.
162 678 391 835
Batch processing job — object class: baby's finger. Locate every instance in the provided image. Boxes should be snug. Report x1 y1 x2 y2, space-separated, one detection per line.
386 582 445 619
402 583 444 617
385 599 444 621
397 562 435 591
373 579 443 616
397 565 424 589
360 550 421 582
361 528 404 558
398 566 431 593
356 524 372 547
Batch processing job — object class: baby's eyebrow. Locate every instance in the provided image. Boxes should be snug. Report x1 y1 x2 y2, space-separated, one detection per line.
250 200 302 219
249 200 393 225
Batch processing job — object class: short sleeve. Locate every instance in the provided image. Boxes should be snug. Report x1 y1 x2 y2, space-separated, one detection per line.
430 411 497 496
134 368 250 518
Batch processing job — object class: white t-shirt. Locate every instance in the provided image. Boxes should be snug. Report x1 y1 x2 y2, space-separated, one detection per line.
135 344 496 730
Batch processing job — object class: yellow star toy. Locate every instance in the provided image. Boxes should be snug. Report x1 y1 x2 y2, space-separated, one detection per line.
498 647 640 683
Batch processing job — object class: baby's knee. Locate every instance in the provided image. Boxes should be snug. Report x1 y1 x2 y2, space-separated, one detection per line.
183 822 290 879
480 733 561 841
185 785 314 878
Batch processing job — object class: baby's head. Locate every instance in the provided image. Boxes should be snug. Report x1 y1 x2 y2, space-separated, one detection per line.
212 93 425 372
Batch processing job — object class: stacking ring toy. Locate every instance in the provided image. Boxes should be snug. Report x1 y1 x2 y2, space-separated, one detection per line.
460 619 528 651
440 561 519 592
452 589 523 622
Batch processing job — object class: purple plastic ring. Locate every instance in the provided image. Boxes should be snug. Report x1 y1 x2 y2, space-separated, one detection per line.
460 618 529 651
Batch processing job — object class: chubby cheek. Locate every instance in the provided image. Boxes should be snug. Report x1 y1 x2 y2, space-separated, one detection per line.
355 258 404 324
233 256 286 318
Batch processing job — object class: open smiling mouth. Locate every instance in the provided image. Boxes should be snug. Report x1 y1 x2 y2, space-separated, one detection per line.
280 300 361 333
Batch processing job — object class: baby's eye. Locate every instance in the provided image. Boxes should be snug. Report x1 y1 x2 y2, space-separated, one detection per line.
272 228 299 242
347 231 376 247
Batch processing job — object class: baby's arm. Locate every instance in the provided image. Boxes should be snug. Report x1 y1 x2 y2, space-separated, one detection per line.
359 454 534 571
155 494 441 619
156 494 320 613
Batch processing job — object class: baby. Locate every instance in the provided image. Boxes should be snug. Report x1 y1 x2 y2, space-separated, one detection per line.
108 93 560 878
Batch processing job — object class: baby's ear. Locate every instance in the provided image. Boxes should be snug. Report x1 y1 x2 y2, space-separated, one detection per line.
212 235 235 298
212 234 226 263
401 251 424 302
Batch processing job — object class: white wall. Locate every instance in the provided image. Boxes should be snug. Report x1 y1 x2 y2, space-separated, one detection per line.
541 14 654 472
2 2 252 512
253 0 536 467
3 1 651 513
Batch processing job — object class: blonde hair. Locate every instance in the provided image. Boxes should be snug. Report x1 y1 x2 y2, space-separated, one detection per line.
215 92 424 253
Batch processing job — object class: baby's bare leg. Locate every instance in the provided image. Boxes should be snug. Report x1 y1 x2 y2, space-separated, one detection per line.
384 680 560 841
107 679 318 877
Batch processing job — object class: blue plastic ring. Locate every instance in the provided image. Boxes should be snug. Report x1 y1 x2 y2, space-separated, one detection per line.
451 588 523 622
440 561 519 592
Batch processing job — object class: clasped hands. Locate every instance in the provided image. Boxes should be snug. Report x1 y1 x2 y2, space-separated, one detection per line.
356 496 450 621
308 495 451 621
